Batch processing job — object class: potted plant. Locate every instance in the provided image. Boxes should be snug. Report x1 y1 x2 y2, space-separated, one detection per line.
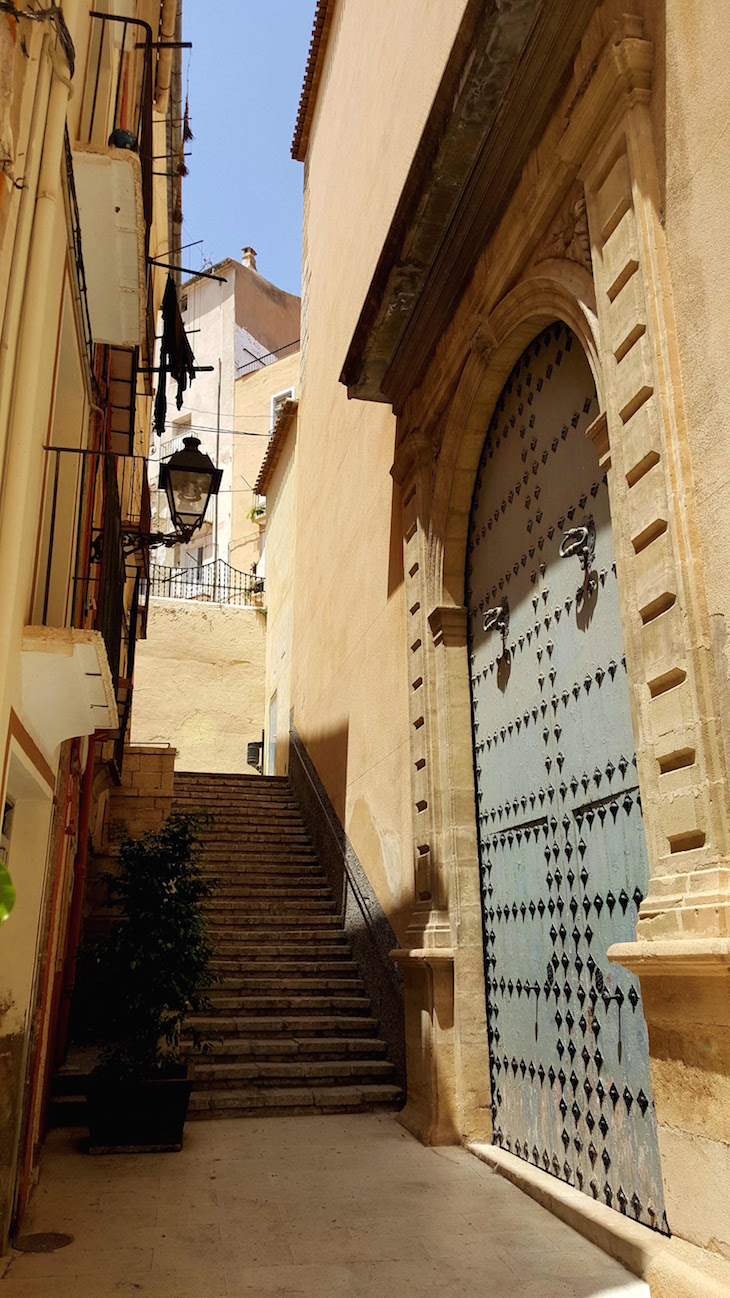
85 813 213 1153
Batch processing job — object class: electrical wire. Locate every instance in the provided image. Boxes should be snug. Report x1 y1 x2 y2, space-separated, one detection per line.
0 0 75 74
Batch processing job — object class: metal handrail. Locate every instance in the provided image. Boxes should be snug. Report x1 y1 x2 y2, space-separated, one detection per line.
236 339 300 378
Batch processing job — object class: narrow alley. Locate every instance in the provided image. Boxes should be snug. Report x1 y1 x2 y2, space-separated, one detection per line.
1 1114 648 1298
1 2 729 1296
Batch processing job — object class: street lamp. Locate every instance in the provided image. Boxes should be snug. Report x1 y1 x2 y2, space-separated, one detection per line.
157 436 223 541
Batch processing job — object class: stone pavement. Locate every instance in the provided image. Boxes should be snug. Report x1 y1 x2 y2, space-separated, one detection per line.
0 1114 650 1297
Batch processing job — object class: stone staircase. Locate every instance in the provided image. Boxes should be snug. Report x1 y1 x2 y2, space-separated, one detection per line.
174 771 403 1118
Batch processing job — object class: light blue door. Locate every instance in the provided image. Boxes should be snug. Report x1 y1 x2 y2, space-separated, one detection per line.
467 322 668 1232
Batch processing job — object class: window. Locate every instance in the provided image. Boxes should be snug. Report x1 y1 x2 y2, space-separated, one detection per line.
270 387 294 434
180 294 188 313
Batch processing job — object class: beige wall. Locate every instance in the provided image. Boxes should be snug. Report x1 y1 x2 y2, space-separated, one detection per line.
232 261 300 355
291 0 469 940
262 416 298 776
230 348 299 573
130 599 266 774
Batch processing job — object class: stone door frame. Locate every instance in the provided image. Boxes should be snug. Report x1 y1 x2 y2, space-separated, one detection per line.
391 17 730 1293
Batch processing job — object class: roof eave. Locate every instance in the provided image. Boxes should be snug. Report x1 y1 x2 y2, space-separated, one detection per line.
341 0 598 412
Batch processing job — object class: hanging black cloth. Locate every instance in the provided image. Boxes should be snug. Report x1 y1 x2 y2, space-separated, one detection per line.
153 275 196 435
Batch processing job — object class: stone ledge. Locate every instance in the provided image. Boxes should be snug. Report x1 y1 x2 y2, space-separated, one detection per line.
390 947 455 963
467 1141 667 1280
608 937 730 977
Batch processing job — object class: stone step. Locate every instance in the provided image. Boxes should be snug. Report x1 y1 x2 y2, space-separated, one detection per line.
191 1059 395 1086
210 944 352 960
212 975 364 993
198 861 318 872
185 1036 388 1061
188 1083 403 1118
204 886 331 901
202 994 372 1014
201 825 309 835
201 853 320 864
201 893 332 913
210 958 357 975
177 807 304 819
174 773 289 784
201 858 321 870
212 945 349 961
207 916 342 933
211 939 348 960
185 1014 379 1037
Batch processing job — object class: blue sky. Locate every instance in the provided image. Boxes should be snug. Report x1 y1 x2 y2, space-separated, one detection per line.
180 1 315 296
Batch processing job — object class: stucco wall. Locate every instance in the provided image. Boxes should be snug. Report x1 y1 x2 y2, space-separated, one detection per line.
292 0 470 940
262 415 298 776
233 261 300 355
231 348 300 574
130 599 266 774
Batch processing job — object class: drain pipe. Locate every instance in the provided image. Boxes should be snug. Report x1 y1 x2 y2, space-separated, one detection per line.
155 0 177 113
53 738 95 1064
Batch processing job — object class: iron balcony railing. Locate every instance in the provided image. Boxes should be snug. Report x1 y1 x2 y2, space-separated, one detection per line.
236 339 300 378
148 558 265 608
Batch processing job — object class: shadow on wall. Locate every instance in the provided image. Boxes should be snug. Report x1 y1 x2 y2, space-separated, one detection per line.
302 721 350 829
288 722 406 1088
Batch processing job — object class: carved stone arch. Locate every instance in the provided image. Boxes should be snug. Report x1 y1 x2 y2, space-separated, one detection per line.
429 264 601 612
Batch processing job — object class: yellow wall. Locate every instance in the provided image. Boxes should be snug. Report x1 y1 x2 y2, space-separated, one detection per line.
262 417 298 776
292 0 469 938
130 598 266 774
231 348 299 573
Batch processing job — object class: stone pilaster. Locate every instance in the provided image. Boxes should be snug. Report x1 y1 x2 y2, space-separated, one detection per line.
390 428 458 1143
559 18 730 1294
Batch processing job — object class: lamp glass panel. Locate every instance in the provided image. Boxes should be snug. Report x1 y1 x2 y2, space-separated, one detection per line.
166 467 213 527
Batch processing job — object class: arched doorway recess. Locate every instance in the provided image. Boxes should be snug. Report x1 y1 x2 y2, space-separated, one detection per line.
466 321 668 1230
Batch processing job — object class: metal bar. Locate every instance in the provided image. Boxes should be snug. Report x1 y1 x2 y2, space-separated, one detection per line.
136 40 192 49
136 364 213 374
42 451 61 624
88 13 105 143
111 19 127 134
148 258 226 283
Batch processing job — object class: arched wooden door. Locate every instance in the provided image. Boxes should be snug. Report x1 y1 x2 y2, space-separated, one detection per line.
466 322 668 1231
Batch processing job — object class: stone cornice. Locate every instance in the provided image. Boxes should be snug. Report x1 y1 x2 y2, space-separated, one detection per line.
340 0 598 409
428 606 468 649
608 938 730 978
390 428 432 488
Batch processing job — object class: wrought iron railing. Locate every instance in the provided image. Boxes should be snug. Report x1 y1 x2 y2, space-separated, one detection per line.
149 558 265 608
237 339 300 378
63 130 94 377
81 12 154 244
96 457 126 696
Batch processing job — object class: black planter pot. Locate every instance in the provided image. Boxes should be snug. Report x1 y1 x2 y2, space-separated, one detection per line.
86 1064 193 1153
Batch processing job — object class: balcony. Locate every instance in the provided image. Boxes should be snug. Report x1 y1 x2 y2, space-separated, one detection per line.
72 12 154 349
27 447 151 768
148 558 265 609
236 339 300 378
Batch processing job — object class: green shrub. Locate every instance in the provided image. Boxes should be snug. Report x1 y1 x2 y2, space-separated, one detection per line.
90 813 214 1079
